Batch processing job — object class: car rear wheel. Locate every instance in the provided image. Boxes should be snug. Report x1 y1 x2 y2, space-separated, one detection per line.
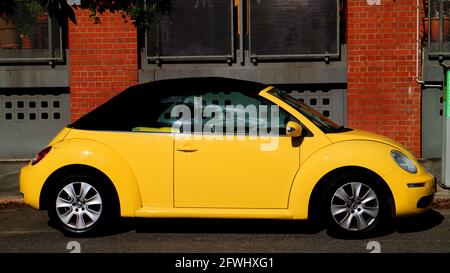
48 173 114 236
325 175 390 237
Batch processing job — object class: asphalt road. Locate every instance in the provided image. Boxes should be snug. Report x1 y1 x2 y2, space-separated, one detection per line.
1 204 450 253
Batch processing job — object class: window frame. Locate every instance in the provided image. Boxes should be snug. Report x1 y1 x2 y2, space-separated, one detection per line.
0 0 64 64
247 0 341 62
144 0 236 63
428 0 450 57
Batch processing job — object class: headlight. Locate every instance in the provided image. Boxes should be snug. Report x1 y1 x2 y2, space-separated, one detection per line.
390 150 417 174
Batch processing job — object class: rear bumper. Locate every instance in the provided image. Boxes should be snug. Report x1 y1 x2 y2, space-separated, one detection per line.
19 162 44 209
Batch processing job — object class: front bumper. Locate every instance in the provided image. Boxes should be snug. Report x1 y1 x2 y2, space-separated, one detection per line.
383 169 436 217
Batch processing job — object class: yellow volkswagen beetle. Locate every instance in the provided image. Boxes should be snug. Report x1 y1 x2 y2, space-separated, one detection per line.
20 77 436 237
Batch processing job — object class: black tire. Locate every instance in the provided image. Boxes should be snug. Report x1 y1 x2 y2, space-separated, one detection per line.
324 174 391 238
48 172 117 237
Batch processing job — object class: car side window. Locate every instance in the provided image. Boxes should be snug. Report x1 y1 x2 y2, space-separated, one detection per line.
131 95 187 133
71 87 292 135
70 87 185 132
182 91 292 135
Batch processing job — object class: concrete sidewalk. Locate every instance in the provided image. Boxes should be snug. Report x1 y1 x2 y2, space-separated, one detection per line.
0 159 449 207
0 161 27 201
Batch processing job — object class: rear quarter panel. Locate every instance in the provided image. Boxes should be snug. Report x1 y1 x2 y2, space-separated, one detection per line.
22 138 142 217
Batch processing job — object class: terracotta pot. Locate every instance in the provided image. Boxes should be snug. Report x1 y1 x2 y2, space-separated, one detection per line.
35 14 48 23
424 16 450 42
0 17 17 48
20 35 33 49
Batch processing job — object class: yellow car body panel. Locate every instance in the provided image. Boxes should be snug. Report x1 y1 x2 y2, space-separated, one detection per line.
286 140 434 219
324 129 435 216
382 168 435 216
19 127 72 209
64 129 174 208
20 137 142 217
135 207 293 219
174 134 299 208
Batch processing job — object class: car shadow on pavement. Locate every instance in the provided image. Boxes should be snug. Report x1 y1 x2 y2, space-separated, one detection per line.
47 219 136 238
55 209 445 239
326 209 445 240
393 209 445 233
48 218 322 238
133 209 445 239
133 218 322 235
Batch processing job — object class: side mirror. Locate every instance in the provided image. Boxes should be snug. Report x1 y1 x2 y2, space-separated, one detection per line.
286 121 303 138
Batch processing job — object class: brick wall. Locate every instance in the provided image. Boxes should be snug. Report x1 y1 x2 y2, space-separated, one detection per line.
69 10 138 121
347 0 421 157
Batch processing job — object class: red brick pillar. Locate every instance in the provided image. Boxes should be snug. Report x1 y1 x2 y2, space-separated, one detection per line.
347 0 421 157
69 10 138 121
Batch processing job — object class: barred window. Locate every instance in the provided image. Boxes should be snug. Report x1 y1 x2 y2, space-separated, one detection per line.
146 0 234 61
428 0 450 56
249 0 339 59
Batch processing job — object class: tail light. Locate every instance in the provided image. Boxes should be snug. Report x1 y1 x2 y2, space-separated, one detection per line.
31 146 52 166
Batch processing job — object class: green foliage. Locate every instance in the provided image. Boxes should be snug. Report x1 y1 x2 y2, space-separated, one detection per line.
81 0 172 30
0 0 172 30
25 0 45 15
17 21 37 39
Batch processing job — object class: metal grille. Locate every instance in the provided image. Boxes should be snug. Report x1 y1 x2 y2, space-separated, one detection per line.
146 0 234 61
0 94 70 159
422 88 443 158
0 95 64 122
284 87 346 126
249 0 339 59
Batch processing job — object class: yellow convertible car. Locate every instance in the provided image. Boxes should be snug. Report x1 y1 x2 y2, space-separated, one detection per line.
20 77 436 237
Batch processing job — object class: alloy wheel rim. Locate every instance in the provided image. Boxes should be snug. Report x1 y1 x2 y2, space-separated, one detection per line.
56 182 103 230
330 182 379 231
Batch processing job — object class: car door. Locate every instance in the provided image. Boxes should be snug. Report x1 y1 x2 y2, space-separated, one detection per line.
174 90 300 209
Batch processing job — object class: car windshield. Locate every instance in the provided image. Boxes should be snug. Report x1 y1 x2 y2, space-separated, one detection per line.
268 87 348 133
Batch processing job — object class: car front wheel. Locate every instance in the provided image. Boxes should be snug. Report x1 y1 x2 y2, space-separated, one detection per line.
326 176 390 237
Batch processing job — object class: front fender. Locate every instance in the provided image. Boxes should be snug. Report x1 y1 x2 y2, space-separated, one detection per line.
26 138 142 217
288 140 398 219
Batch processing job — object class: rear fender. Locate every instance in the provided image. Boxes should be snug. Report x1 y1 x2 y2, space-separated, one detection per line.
40 138 142 217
